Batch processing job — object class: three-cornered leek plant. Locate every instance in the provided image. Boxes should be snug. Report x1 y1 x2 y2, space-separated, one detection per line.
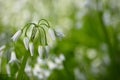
11 19 55 57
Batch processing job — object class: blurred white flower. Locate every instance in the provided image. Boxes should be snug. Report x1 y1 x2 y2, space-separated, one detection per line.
48 28 56 40
54 57 62 64
87 49 97 59
29 42 34 56
0 51 4 57
37 57 45 64
9 51 18 63
0 45 6 52
6 64 11 77
25 63 32 77
33 64 45 79
43 69 51 78
11 30 22 42
33 64 41 76
38 45 43 57
55 29 65 39
59 54 65 61
47 61 57 70
45 46 49 54
23 37 29 50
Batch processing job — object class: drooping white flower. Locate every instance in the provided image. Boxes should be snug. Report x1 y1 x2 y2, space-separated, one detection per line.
9 51 18 63
6 64 11 77
55 29 65 39
29 42 34 56
23 37 29 50
0 45 6 52
38 45 43 57
48 28 56 40
11 30 22 42
44 46 49 57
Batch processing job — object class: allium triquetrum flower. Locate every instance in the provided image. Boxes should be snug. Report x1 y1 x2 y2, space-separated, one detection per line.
23 37 29 50
29 42 34 56
9 51 18 63
48 28 56 40
11 30 22 42
38 45 43 58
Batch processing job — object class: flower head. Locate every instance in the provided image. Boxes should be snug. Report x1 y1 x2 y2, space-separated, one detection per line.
23 37 29 50
9 51 18 63
11 30 22 42
48 28 56 40
0 45 6 52
29 42 34 56
38 45 43 58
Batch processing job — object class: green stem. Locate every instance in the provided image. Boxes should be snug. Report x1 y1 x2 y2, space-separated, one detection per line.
38 19 50 28
98 11 114 58
17 52 29 80
24 23 37 36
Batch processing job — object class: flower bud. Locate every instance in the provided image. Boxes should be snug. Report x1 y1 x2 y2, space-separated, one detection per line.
9 51 17 63
11 30 22 42
48 28 56 40
0 45 6 52
23 37 29 50
38 45 43 57
29 42 34 56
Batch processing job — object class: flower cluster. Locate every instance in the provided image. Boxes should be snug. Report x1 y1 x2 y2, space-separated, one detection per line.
11 19 56 57
0 19 65 79
25 53 65 80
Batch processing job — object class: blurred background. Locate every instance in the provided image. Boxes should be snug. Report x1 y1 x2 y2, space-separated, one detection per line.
0 0 120 80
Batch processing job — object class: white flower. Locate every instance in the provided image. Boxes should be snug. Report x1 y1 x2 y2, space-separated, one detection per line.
33 64 43 77
44 46 49 57
38 45 43 57
0 45 6 52
25 63 32 77
23 37 29 50
9 51 18 63
59 54 65 61
45 46 49 54
11 30 22 42
29 42 34 56
54 54 65 65
48 28 56 40
42 70 51 78
37 57 45 64
6 64 11 77
55 29 65 39
54 57 62 64
47 61 57 70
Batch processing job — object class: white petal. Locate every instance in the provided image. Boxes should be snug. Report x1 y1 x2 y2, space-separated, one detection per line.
6 64 11 77
48 29 56 40
9 51 17 63
38 45 43 57
29 42 34 56
23 37 29 50
11 30 22 42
